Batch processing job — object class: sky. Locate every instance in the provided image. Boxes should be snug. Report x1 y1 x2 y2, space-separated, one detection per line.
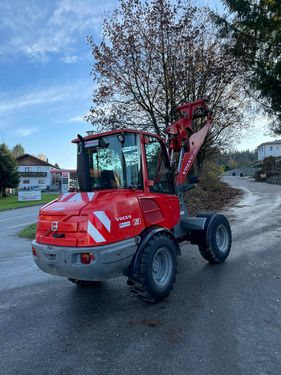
0 0 279 169
0 0 118 168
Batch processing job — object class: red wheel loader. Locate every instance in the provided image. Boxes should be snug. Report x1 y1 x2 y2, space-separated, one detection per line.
32 99 231 302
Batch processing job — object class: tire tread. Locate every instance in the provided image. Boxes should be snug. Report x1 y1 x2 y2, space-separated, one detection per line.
128 232 178 303
199 214 232 264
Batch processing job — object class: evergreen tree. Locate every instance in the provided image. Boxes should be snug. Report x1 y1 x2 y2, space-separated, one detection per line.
12 144 25 158
215 0 281 133
218 149 257 169
0 143 19 197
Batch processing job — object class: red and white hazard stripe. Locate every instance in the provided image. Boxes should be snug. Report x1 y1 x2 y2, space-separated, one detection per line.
58 192 95 202
87 210 111 243
87 221 106 243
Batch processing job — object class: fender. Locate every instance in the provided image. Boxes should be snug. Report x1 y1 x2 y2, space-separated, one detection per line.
126 226 180 279
190 212 215 245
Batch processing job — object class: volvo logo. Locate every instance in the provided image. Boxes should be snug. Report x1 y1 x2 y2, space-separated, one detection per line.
51 221 59 231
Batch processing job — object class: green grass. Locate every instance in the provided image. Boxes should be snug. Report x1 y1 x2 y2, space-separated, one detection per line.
18 223 37 240
0 193 59 211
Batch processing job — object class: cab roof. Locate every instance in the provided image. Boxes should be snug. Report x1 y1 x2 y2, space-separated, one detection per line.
72 128 164 143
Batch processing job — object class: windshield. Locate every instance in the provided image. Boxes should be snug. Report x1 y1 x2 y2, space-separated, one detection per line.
84 133 143 190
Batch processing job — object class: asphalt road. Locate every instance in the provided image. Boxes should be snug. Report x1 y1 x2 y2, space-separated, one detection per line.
0 205 40 234
0 177 281 375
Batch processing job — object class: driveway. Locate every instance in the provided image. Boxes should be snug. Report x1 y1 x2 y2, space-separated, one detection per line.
0 177 281 375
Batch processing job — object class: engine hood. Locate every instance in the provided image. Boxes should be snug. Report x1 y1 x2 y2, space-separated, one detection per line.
41 192 95 215
36 190 145 247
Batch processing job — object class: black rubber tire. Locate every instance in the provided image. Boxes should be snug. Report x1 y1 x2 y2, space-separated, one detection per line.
198 214 232 264
129 232 178 303
68 278 101 287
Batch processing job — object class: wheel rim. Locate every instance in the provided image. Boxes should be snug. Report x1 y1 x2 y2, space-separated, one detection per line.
215 224 229 254
152 247 173 287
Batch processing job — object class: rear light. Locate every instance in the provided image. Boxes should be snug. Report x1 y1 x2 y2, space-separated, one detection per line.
80 253 95 265
32 247 37 257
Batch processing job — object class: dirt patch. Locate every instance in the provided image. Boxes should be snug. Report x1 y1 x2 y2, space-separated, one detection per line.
165 327 183 344
141 319 161 328
185 182 243 216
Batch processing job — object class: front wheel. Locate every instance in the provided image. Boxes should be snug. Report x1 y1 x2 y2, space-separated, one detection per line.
129 232 179 303
198 214 232 264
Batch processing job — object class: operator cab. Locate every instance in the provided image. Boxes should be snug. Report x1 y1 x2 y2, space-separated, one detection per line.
73 130 175 194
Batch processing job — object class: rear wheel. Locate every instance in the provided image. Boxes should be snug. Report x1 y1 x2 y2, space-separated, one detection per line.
198 214 232 264
68 278 101 287
129 232 178 303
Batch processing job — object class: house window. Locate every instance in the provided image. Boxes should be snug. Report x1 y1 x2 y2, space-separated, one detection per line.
37 167 41 172
23 180 30 184
270 146 273 151
25 167 31 172
38 180 45 184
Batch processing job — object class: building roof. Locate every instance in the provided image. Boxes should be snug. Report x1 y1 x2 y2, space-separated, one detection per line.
257 140 281 149
16 153 57 168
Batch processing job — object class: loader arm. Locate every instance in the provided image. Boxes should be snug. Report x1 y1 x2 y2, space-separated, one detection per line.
166 99 212 186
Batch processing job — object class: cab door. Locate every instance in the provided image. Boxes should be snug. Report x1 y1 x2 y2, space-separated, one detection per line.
137 134 180 229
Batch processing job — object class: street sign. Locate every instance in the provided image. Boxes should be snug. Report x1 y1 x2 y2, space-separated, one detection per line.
18 191 42 201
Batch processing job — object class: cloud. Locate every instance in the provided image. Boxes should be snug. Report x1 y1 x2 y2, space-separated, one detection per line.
16 127 39 136
0 80 91 113
56 113 90 124
0 0 118 61
61 55 80 64
65 115 84 122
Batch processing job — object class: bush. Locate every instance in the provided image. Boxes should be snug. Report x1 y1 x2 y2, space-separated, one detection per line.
263 156 275 175
199 162 224 191
254 170 267 181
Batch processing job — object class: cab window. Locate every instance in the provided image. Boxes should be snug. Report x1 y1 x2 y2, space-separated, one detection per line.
144 137 175 194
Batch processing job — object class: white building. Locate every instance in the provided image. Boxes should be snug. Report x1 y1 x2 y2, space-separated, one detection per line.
257 140 281 161
17 154 56 191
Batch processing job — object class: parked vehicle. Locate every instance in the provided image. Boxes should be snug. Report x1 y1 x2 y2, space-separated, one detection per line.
32 100 231 302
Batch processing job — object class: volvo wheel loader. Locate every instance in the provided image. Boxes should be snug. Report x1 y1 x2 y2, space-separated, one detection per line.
32 99 231 302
